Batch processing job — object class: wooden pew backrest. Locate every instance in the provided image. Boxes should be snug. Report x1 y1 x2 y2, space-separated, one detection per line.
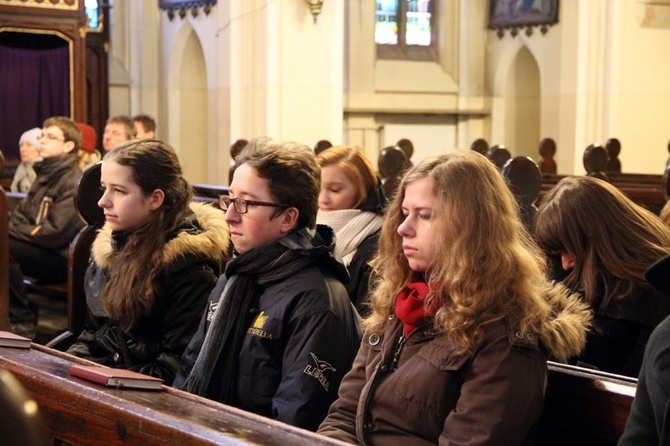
192 183 229 209
501 156 542 230
0 188 9 329
6 191 25 215
536 362 636 446
47 163 104 350
538 138 557 174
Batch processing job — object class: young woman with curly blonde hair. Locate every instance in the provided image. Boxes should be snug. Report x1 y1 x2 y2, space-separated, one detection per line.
318 150 591 445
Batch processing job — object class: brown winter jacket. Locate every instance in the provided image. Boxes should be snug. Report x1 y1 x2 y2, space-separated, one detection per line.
317 288 591 446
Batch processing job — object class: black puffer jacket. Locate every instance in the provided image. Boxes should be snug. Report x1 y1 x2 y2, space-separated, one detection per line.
67 203 229 385
9 152 84 257
346 178 387 315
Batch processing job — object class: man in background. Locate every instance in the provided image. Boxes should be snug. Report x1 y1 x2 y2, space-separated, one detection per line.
102 115 135 152
133 114 156 139
9 116 85 338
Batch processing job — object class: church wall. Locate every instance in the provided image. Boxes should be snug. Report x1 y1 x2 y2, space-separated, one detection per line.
113 0 670 182
488 0 670 175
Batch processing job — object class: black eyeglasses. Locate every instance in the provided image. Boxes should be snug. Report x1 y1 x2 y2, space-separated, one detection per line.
39 133 65 142
219 195 290 214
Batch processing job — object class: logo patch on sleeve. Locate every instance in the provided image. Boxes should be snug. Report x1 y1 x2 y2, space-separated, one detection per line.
206 301 218 322
304 352 336 391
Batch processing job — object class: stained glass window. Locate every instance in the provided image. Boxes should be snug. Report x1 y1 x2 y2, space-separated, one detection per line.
406 0 432 46
375 0 433 47
375 0 399 45
85 0 100 30
375 0 435 60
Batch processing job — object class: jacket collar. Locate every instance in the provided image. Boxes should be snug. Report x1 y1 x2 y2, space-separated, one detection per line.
92 201 229 271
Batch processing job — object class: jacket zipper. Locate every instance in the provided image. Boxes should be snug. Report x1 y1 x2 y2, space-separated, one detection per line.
390 335 406 371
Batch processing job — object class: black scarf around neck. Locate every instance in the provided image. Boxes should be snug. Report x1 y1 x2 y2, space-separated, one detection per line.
180 228 318 403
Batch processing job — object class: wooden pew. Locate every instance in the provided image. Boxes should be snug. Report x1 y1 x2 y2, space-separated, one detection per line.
470 138 489 155
486 144 512 169
0 344 349 446
538 138 557 174
396 138 414 166
605 138 622 174
471 138 553 175
46 163 104 349
0 188 10 330
501 156 542 230
542 175 667 215
5 191 25 215
314 139 333 155
377 145 409 199
1 346 637 445
536 362 636 446
540 145 669 214
192 183 230 208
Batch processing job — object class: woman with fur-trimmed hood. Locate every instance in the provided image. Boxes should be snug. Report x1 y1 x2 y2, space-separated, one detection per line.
67 140 229 386
318 150 592 446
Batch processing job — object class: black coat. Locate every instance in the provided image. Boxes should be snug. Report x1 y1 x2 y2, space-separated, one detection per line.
67 203 230 385
9 152 84 257
618 314 670 445
346 230 380 315
345 178 387 315
175 225 361 431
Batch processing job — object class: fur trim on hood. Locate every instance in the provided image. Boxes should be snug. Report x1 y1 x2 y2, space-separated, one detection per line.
538 282 592 361
92 201 229 270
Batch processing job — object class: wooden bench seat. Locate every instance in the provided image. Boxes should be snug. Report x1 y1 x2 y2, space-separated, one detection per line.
0 346 638 445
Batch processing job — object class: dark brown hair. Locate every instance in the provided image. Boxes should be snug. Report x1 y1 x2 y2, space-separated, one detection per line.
534 176 670 316
235 137 320 230
43 116 82 151
101 139 192 330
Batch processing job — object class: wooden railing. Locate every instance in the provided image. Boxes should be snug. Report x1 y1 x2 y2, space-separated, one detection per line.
0 345 638 446
0 344 351 446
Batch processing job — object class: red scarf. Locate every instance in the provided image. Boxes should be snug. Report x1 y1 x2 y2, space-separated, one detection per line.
395 281 432 336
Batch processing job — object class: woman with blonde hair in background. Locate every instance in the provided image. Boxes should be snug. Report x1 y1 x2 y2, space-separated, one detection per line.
317 145 386 315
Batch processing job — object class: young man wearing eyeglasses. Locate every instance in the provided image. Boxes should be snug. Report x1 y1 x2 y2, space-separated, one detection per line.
8 116 86 339
175 137 361 432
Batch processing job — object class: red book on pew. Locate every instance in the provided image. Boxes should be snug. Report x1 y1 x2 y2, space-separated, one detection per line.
0 330 31 349
69 364 163 390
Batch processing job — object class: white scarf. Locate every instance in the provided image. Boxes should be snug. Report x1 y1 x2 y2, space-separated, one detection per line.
317 209 383 267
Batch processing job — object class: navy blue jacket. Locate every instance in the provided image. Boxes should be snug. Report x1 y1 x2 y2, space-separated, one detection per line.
175 225 361 431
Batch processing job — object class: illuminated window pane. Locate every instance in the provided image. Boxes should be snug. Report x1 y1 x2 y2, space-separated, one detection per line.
375 0 398 45
405 0 431 46
85 0 100 29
